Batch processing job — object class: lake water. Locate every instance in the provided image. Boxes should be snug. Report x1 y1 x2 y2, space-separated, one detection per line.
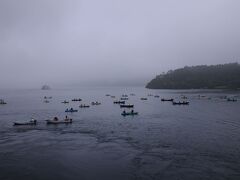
0 87 240 180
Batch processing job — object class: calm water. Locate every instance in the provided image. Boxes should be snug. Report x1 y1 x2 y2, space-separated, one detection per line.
0 87 240 180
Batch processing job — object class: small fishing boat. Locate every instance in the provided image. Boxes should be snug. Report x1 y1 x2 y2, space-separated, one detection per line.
140 98 148 100
161 98 174 102
227 98 237 102
181 95 188 99
122 95 128 97
44 100 50 103
121 97 128 100
172 101 189 105
130 93 135 96
62 100 69 104
72 98 82 102
106 94 111 97
91 102 101 105
121 110 139 116
65 108 78 112
79 104 90 108
46 117 72 124
13 118 37 126
154 95 160 98
0 99 7 105
114 101 125 104
120 104 134 108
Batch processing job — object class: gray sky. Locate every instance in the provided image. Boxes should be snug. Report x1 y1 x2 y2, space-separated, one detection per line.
0 0 240 88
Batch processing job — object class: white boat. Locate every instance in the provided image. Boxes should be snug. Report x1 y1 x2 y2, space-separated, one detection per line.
13 118 37 126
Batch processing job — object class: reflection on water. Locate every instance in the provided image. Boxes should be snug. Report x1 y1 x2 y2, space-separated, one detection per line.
0 87 240 180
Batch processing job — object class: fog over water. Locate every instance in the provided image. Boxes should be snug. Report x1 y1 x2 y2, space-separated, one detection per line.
0 0 240 88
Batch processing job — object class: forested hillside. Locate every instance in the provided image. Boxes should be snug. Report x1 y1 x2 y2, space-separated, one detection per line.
146 63 240 89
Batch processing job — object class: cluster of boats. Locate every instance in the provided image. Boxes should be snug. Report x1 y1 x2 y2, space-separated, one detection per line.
161 98 189 105
13 117 73 126
9 92 240 127
107 94 139 116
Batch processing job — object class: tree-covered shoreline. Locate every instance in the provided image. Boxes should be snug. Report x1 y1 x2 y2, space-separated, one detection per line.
146 63 240 89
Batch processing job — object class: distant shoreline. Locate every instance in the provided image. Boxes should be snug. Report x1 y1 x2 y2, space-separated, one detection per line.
146 63 240 90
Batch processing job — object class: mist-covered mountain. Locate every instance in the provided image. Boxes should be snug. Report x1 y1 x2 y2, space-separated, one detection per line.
146 63 240 89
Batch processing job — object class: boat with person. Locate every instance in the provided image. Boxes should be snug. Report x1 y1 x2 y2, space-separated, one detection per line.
65 108 78 112
91 101 101 105
13 118 37 126
114 101 125 104
227 98 237 102
44 100 50 103
121 110 139 116
161 98 174 102
46 116 72 124
121 97 128 100
79 104 90 108
181 95 188 99
0 99 7 105
120 104 134 108
154 95 160 98
72 98 82 102
172 101 189 105
62 100 69 104
140 98 148 100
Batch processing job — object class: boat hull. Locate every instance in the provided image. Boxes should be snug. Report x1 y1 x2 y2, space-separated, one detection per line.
121 112 138 116
46 120 72 124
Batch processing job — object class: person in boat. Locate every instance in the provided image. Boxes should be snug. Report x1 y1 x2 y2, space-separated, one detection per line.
30 118 36 123
54 117 58 121
131 110 134 114
65 116 68 121
70 108 73 111
123 110 126 114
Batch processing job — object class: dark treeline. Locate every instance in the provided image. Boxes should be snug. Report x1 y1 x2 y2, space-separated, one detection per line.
146 63 240 89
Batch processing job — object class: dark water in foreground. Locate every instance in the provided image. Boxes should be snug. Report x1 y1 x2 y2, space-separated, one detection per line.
0 87 240 180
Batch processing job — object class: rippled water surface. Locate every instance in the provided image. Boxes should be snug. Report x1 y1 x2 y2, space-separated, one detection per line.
0 87 240 180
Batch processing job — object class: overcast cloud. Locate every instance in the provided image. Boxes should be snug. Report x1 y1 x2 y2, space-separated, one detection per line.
0 0 240 88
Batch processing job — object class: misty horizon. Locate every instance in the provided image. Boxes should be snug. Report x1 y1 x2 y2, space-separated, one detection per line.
1 0 240 88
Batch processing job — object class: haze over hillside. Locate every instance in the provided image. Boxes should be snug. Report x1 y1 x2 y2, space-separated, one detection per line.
146 63 240 89
0 0 240 88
